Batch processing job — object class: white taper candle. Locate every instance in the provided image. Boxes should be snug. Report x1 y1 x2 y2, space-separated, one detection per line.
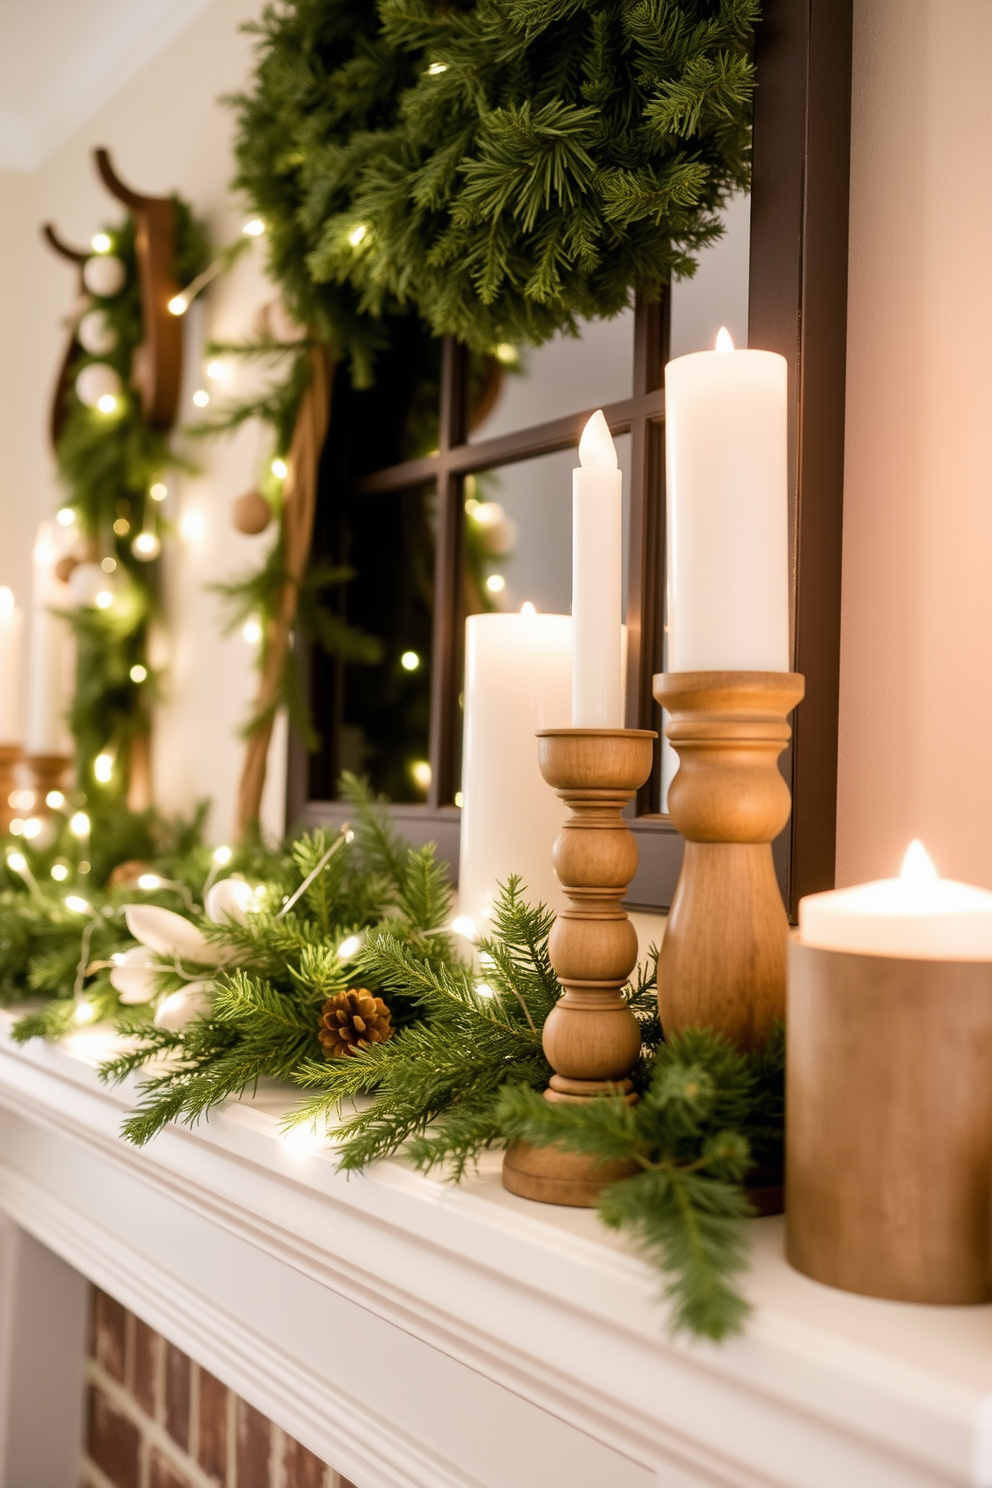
572 410 623 727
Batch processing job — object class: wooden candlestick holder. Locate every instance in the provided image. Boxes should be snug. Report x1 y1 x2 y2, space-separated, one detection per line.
653 671 805 1050
27 754 71 809
786 939 992 1303
0 745 22 834
502 727 655 1207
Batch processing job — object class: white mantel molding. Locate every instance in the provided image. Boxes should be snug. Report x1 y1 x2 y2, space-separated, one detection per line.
0 1011 990 1488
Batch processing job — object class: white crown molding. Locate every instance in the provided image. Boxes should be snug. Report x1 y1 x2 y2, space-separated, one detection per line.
0 0 216 172
0 1014 988 1488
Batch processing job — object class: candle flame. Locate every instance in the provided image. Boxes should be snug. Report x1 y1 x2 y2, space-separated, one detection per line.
578 409 618 470
900 839 938 884
715 326 735 353
520 601 536 615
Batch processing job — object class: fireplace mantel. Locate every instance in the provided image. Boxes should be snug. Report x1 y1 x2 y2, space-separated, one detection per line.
0 1012 989 1488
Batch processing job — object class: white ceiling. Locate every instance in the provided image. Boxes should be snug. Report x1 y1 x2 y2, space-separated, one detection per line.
0 0 214 171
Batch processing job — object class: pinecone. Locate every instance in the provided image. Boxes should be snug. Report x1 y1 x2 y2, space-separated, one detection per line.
318 988 393 1058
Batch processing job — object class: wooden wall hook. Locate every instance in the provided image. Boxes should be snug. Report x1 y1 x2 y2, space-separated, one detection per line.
502 727 655 1207
41 225 89 448
653 671 805 1050
94 148 183 431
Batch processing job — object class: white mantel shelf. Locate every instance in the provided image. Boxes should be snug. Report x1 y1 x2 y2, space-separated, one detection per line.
0 1013 990 1488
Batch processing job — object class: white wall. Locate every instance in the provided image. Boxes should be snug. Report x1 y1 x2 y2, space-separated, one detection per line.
838 0 992 888
0 0 286 844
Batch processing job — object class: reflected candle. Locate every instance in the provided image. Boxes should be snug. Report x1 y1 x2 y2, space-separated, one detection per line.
26 522 74 756
572 410 623 727
458 607 571 937
798 840 992 959
0 587 23 744
665 328 790 672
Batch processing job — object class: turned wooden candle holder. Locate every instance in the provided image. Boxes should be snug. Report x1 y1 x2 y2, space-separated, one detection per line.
502 727 655 1208
653 671 804 1050
0 745 22 834
786 939 992 1303
26 754 71 808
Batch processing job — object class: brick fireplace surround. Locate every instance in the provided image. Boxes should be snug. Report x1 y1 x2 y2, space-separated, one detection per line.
85 1289 356 1488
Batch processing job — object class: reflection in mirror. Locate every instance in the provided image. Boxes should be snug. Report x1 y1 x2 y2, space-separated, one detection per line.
468 311 635 444
309 485 435 804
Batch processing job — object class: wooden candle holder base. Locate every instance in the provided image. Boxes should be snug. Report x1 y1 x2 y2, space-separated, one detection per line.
652 671 804 1050
502 728 655 1208
787 939 992 1303
0 745 22 834
27 754 71 807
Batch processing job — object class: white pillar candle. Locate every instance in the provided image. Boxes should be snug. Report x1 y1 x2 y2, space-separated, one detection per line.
665 328 790 672
798 841 992 960
572 410 623 727
458 608 571 938
0 588 23 744
26 522 74 757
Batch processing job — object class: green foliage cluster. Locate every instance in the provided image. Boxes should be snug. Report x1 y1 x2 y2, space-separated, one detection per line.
57 206 210 797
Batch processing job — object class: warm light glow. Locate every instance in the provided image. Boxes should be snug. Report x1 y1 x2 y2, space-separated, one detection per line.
21 818 42 840
150 482 168 502
494 343 518 365
400 650 420 671
56 507 76 527
132 531 161 560
91 233 112 254
94 753 113 783
50 862 68 882
45 791 63 809
471 502 496 526
453 790 464 807
101 557 117 573
427 62 448 75
205 360 228 381
8 819 22 836
243 218 265 237
74 1000 96 1024
213 845 233 866
578 408 618 470
271 457 288 479
113 517 130 535
715 326 735 353
130 664 148 683
485 574 506 594
97 394 118 414
65 895 90 914
95 590 113 609
337 934 362 960
192 389 210 408
167 295 189 316
520 601 536 616
138 874 164 891
475 982 494 999
9 790 32 809
6 852 27 873
0 587 13 615
451 915 477 940
347 224 368 247
180 510 205 542
901 839 938 884
243 617 263 645
70 811 90 838
411 759 432 791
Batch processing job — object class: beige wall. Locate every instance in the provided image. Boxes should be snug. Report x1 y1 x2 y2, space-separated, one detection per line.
0 0 287 844
837 0 992 888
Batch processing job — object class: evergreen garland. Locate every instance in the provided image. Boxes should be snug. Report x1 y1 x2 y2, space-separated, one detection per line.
58 207 209 799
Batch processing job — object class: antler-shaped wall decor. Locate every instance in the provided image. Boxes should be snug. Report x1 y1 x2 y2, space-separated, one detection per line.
42 147 185 437
94 148 183 430
40 223 88 449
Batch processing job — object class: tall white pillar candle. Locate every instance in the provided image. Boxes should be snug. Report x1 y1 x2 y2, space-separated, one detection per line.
572 410 623 726
665 329 790 672
26 522 74 757
0 588 23 745
458 609 571 937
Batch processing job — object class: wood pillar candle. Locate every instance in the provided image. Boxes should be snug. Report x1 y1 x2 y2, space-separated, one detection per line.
653 670 804 1049
787 846 992 1302
502 727 655 1207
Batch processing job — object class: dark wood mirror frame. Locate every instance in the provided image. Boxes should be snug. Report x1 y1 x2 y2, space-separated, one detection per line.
288 0 853 920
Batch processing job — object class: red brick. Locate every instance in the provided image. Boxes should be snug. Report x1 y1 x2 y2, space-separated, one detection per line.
90 1288 127 1383
164 1342 191 1450
236 1398 271 1488
283 1433 326 1488
133 1318 160 1417
149 1449 196 1488
197 1368 229 1484
86 1385 140 1488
